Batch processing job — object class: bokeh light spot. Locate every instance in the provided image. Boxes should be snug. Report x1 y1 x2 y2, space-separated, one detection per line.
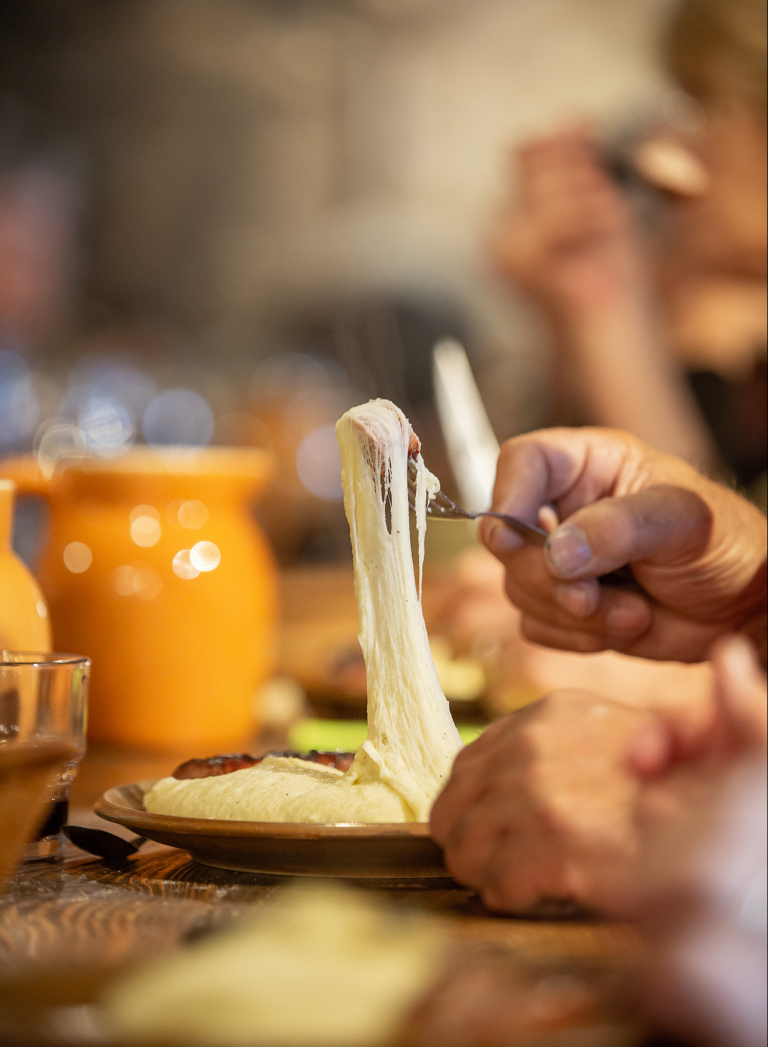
135 566 163 601
114 563 163 600
143 389 214 447
173 550 200 580
177 500 209 529
114 565 137 596
190 541 221 572
296 425 343 500
79 396 134 457
130 515 162 548
165 499 185 524
63 542 92 573
130 504 159 523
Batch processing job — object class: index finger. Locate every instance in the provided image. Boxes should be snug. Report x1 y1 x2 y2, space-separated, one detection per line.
483 428 636 539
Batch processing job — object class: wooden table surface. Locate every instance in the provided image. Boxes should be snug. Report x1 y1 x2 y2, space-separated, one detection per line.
0 565 649 1045
1 848 643 979
0 844 646 1046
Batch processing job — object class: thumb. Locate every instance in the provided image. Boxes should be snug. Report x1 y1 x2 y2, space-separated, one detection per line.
543 484 712 580
711 635 767 752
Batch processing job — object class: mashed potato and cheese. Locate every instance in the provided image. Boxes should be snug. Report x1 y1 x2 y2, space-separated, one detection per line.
145 401 463 824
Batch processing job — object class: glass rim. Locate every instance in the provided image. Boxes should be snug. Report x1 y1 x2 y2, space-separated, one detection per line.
0 651 91 668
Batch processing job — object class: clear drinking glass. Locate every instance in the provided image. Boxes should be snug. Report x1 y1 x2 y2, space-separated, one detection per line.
0 652 89 867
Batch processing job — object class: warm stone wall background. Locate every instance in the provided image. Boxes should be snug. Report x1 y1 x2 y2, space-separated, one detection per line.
1 0 673 436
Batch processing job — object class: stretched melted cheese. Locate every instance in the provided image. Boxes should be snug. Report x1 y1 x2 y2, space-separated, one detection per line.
337 402 461 820
145 400 462 824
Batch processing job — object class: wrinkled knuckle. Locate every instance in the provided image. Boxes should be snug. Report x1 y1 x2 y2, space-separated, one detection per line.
532 688 585 723
512 721 547 764
525 769 577 837
537 798 580 840
446 809 485 851
443 847 480 888
466 808 500 843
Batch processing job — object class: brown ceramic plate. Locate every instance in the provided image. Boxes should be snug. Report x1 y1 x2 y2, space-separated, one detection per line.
94 781 452 881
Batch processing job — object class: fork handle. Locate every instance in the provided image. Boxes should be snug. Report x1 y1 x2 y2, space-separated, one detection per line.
479 511 549 544
486 513 648 597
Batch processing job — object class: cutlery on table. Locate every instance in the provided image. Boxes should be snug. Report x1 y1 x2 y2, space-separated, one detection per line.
63 824 147 860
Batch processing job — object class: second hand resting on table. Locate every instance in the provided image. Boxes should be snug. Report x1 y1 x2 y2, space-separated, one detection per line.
432 426 767 914
431 637 766 914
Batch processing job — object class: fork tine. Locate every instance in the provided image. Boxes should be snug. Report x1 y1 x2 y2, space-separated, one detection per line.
431 488 458 512
407 456 464 519
423 482 470 519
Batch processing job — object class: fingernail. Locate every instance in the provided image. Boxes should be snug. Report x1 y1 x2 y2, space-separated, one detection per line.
546 525 593 577
488 520 525 555
554 582 599 619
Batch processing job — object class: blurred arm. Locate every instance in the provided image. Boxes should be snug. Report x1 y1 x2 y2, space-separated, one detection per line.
490 125 716 470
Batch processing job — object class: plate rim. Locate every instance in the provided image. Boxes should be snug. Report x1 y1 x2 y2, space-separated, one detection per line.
94 780 434 840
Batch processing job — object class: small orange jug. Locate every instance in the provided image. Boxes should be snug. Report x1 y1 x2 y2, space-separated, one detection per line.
1 449 276 751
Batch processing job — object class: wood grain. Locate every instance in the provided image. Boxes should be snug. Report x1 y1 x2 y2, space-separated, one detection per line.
0 846 646 1046
0 847 643 975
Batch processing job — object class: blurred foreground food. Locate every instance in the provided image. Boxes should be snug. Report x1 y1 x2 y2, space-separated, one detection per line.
101 882 637 1047
103 883 446 1047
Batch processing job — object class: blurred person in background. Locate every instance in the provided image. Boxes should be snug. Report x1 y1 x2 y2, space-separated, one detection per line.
491 0 767 504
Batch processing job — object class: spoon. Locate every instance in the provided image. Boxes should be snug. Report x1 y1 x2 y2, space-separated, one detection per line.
63 824 147 860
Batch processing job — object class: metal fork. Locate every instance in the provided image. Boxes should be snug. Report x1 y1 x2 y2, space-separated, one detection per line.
407 460 643 593
407 459 548 545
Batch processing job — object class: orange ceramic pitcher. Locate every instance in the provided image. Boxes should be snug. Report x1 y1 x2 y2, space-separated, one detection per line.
0 449 277 750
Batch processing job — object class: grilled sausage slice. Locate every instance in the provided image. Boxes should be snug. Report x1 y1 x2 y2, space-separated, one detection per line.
171 750 355 779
